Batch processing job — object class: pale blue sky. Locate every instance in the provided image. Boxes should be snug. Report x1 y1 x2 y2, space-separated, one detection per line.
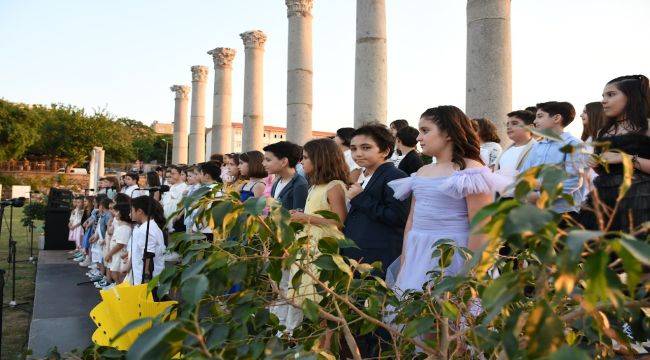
1 0 649 137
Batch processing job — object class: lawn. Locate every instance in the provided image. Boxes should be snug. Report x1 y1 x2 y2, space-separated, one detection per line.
0 207 39 360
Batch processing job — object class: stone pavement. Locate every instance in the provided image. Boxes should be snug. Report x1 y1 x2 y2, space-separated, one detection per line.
28 251 99 358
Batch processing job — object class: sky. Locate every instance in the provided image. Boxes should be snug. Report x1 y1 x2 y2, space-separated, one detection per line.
1 0 649 137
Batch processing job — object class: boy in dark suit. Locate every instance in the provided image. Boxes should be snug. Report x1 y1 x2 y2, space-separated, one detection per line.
343 124 410 274
396 126 425 175
262 141 308 211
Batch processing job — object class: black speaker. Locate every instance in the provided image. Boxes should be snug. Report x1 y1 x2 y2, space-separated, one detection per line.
44 188 74 250
47 188 73 209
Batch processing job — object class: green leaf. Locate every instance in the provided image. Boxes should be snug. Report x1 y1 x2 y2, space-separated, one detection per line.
616 151 633 202
243 196 266 215
548 345 590 360
313 255 337 271
470 199 519 228
206 324 229 349
403 317 436 338
565 230 602 261
503 204 553 237
616 245 642 297
318 237 339 255
441 301 459 321
528 127 563 142
331 254 352 277
314 210 341 224
583 251 610 304
211 201 233 228
302 298 320 322
524 302 564 357
481 272 520 323
181 259 207 283
618 237 650 265
126 321 181 360
112 317 154 343
181 274 209 304
337 237 360 250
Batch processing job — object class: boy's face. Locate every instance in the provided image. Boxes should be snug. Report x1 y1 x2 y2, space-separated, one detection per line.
350 135 389 169
124 176 136 187
534 109 560 130
506 116 532 143
263 152 287 175
130 207 144 223
168 169 180 185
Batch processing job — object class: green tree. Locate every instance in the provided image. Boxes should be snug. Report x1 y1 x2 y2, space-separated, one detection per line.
0 99 43 161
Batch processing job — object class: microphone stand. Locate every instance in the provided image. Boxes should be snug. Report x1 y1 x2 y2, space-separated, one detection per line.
1 204 30 312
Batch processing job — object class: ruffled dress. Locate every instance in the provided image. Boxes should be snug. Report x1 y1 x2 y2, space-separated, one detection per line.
579 133 650 232
386 167 507 293
68 209 84 248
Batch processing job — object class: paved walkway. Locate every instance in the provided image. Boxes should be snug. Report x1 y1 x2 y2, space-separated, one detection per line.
28 251 99 357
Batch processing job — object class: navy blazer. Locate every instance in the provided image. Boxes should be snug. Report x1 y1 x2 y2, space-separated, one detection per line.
270 173 309 211
343 162 410 271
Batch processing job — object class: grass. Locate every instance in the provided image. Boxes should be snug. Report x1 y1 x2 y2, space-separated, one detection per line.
0 207 39 360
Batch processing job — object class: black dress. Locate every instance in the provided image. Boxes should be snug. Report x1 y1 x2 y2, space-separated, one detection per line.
579 133 650 232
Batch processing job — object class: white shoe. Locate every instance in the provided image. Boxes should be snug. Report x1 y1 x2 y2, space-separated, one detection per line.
79 257 91 267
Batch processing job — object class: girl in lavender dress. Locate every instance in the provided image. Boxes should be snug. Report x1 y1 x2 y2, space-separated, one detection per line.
387 106 508 293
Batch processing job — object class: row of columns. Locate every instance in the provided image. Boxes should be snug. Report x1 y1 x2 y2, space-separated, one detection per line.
170 0 511 164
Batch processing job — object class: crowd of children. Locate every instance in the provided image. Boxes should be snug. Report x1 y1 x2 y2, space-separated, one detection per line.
64 75 648 353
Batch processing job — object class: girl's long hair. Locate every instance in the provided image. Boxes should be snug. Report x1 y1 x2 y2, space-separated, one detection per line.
303 138 350 185
581 102 606 141
599 74 650 136
420 106 483 170
131 195 168 243
113 202 132 224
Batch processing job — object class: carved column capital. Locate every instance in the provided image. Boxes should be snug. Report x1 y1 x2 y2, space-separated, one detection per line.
191 65 209 82
240 30 267 49
286 0 313 17
207 47 236 68
170 85 190 99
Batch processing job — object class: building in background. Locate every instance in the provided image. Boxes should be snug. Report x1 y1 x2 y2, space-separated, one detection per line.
151 121 173 135
152 121 334 158
206 123 334 156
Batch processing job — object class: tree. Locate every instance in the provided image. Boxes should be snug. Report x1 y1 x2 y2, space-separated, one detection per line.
0 99 43 161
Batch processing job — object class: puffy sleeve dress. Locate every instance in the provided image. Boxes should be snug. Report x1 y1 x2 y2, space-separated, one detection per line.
386 167 507 294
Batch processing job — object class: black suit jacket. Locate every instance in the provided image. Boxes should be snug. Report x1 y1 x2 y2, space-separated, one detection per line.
270 173 309 211
343 162 410 271
398 150 424 176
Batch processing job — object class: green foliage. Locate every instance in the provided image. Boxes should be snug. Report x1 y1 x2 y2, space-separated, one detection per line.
21 197 47 227
0 99 44 161
97 145 648 359
0 99 171 166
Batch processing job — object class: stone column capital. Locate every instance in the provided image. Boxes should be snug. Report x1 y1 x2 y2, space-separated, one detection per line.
170 85 190 99
240 30 267 49
191 65 209 82
286 0 313 17
208 47 236 68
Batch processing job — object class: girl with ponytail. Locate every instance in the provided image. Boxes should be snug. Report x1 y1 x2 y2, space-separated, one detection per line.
128 196 167 284
580 74 650 232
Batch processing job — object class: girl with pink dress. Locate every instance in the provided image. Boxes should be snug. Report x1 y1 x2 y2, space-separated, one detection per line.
387 106 508 294
68 198 84 250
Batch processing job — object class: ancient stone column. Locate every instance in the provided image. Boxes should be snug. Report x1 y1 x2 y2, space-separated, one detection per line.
466 0 512 143
285 0 313 145
240 30 267 151
207 47 236 155
188 65 209 164
354 0 387 127
170 85 190 164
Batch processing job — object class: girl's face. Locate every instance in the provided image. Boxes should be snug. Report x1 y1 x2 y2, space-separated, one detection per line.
301 150 314 175
180 171 187 183
187 170 198 185
350 135 389 170
580 108 589 126
417 118 450 157
226 159 240 177
110 206 119 219
83 198 90 207
601 83 627 119
238 161 250 177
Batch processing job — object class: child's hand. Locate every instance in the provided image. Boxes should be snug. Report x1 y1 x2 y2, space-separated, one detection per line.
289 210 309 223
348 183 363 199
104 255 111 263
